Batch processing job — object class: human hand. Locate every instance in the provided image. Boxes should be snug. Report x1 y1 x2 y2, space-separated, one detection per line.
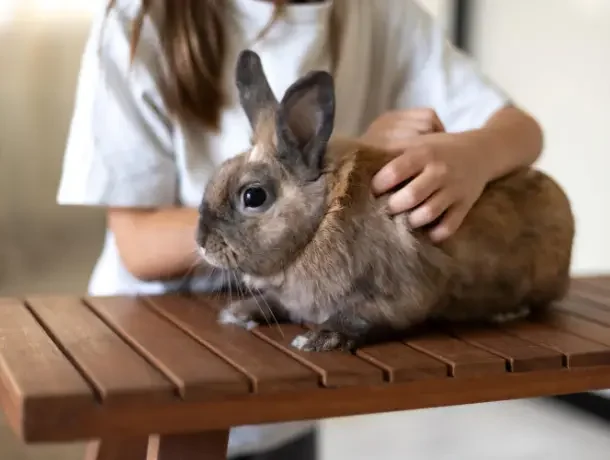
361 108 446 150
368 111 491 242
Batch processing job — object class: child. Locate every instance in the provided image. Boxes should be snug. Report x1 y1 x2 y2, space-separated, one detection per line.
57 1 542 458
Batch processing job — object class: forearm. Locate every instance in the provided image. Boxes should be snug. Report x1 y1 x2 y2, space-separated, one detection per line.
108 207 206 281
464 105 544 182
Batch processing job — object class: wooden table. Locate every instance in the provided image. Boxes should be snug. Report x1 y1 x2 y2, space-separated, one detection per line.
2 276 610 459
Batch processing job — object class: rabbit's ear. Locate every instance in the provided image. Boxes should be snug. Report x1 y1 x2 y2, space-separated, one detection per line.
235 49 278 130
276 70 335 181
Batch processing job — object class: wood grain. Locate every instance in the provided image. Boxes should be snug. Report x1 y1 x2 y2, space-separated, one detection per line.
555 296 610 325
405 333 506 377
0 299 95 435
84 438 149 460
155 431 229 460
145 296 319 393
449 325 564 372
16 365 610 443
539 310 610 347
2 276 610 446
356 342 448 383
501 321 610 368
26 296 176 405
569 277 610 309
254 324 385 387
569 287 610 309
571 276 610 292
87 296 251 399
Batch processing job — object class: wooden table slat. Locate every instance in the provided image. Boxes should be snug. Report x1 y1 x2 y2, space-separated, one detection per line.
572 276 610 291
569 279 610 308
17 363 610 443
87 297 251 399
145 296 320 392
2 276 610 447
26 297 176 404
0 301 96 419
155 430 229 460
569 292 610 312
540 310 610 348
356 342 449 383
501 321 610 368
253 324 385 387
85 437 149 460
556 295 610 325
448 325 564 372
405 332 507 377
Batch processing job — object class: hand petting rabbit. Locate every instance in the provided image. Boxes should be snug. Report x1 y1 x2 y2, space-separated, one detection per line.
195 49 575 352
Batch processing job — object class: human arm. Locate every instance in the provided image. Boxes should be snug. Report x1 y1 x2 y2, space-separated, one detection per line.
57 4 205 281
107 207 204 281
366 1 542 241
370 105 543 241
468 104 543 182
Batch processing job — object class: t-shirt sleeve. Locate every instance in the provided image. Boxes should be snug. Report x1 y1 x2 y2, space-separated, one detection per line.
57 2 177 207
390 0 512 133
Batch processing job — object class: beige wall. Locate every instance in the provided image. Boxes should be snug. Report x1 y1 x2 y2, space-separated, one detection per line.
415 0 610 276
0 6 104 296
417 0 455 33
470 0 610 275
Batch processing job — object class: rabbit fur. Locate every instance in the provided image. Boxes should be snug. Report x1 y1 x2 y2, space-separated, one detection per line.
195 50 575 352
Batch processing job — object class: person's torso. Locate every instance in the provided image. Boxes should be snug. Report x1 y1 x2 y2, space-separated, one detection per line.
90 0 407 298
85 1 431 455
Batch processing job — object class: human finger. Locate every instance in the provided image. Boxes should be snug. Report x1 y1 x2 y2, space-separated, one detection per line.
387 168 445 214
405 189 455 228
372 149 426 195
397 108 445 132
362 126 424 150
428 202 469 242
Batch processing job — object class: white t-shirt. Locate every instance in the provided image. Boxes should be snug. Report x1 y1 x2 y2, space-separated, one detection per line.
57 0 509 455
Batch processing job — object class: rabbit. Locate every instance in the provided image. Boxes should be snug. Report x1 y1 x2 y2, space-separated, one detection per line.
195 49 575 352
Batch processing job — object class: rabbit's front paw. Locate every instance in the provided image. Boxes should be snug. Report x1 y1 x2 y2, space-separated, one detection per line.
218 300 260 330
291 330 356 352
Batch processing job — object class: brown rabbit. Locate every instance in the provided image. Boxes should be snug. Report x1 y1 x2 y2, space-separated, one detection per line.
195 49 575 352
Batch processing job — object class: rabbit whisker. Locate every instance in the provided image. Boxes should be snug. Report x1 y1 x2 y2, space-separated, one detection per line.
251 286 284 338
243 282 279 332
231 270 245 302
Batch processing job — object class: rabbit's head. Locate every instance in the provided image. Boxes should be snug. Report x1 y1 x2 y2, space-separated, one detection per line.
196 50 336 276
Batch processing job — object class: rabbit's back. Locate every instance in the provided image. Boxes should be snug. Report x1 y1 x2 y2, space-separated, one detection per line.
436 168 575 321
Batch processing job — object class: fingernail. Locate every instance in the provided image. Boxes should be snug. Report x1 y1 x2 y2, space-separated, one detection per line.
372 173 388 193
406 213 421 229
383 195 398 214
429 227 448 242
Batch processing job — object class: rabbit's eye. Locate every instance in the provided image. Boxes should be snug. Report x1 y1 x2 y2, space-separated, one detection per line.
242 186 267 209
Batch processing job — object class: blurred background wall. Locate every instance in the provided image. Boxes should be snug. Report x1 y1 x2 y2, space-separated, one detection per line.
468 0 610 276
1 1 609 459
0 0 104 297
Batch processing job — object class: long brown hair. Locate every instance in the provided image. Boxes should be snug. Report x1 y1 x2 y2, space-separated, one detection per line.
106 0 338 131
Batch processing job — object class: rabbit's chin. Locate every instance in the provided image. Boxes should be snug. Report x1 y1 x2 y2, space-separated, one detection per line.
198 247 233 271
241 272 286 291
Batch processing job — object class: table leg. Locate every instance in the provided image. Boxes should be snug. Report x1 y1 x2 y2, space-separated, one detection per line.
153 430 230 460
84 437 149 460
